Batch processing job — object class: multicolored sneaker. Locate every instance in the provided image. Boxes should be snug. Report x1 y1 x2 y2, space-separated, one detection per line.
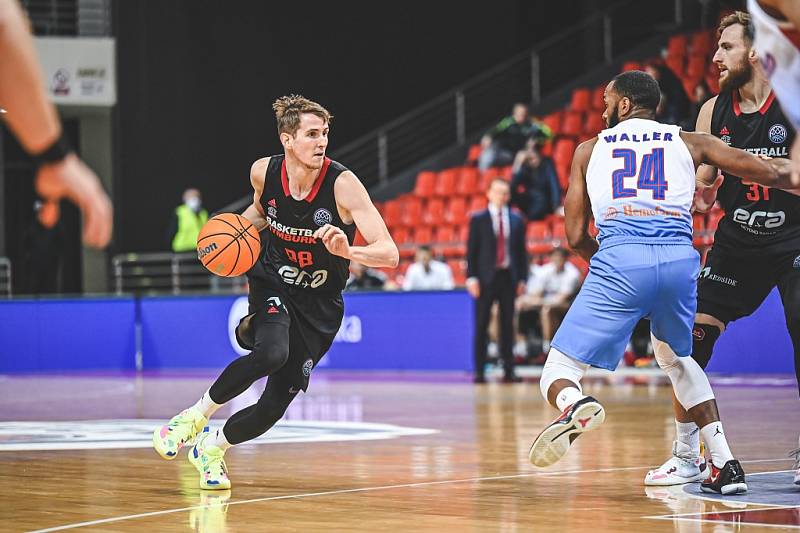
644 440 707 486
188 430 232 490
700 459 747 495
529 396 605 467
152 407 207 460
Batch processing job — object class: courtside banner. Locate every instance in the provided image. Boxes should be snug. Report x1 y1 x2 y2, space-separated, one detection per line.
137 291 475 371
0 297 136 372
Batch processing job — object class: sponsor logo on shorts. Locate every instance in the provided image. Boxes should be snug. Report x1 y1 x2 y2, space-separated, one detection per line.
302 358 314 377
313 208 333 226
793 255 800 270
769 123 788 144
699 266 737 286
692 327 705 341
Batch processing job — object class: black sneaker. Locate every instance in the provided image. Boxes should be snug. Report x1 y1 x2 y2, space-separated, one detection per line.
528 396 605 468
700 459 748 495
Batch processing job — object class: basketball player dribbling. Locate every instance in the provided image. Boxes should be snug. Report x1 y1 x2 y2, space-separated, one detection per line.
527 71 798 495
153 95 399 489
646 12 800 488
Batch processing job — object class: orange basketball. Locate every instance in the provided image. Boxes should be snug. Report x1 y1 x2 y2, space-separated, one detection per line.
197 213 261 277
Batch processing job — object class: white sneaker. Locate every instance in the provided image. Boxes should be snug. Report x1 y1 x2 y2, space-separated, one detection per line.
790 435 800 486
644 441 707 486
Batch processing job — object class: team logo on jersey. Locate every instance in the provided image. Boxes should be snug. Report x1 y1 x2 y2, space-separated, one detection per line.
793 255 800 270
267 199 277 218
313 208 333 226
302 358 314 377
604 207 619 220
769 124 788 144
719 125 731 145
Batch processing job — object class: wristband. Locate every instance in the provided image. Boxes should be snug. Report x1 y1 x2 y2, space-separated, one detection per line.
31 132 72 167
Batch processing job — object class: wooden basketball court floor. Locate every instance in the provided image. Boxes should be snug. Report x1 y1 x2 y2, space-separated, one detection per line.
3 371 799 532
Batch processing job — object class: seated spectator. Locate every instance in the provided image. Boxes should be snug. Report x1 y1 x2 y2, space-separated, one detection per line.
644 62 690 126
478 103 534 171
686 80 711 131
402 245 454 291
346 262 386 291
510 142 561 221
516 248 582 359
166 188 208 252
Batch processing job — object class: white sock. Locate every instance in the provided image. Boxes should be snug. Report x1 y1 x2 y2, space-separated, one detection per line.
193 389 222 419
555 386 586 412
208 427 232 452
700 421 734 468
676 420 700 456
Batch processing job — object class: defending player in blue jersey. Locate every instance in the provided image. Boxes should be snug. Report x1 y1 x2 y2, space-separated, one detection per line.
528 71 799 495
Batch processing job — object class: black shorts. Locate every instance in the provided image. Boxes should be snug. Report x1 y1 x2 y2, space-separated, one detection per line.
697 244 800 324
245 276 344 392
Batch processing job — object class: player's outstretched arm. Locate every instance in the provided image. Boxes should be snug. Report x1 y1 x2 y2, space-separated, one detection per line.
682 131 800 190
241 158 270 231
322 171 399 268
564 139 598 262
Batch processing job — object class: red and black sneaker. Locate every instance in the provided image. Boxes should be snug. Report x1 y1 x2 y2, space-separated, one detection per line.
700 459 747 495
528 396 605 468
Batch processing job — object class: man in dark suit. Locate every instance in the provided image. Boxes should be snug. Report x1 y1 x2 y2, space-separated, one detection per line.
467 178 528 383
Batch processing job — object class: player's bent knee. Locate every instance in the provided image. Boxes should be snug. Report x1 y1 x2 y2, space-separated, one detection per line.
249 344 290 377
540 348 588 401
690 323 722 369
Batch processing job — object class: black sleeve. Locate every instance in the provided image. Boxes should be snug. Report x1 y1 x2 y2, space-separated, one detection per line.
466 214 480 280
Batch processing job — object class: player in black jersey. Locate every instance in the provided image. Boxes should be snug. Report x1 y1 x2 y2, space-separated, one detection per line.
153 95 398 490
645 11 800 487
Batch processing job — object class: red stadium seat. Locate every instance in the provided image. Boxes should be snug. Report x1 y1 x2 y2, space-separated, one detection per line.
445 196 468 225
468 194 488 214
584 112 605 136
391 226 410 246
542 111 563 136
551 218 566 241
448 259 467 285
690 30 713 56
570 88 591 112
552 138 576 168
423 198 446 225
526 221 550 241
434 168 459 197
457 166 479 196
621 60 642 72
466 144 482 165
591 85 605 111
401 196 424 227
413 225 434 245
560 111 584 138
435 225 455 243
413 171 436 197
383 199 403 229
499 166 513 181
686 54 707 81
667 35 688 59
478 168 504 191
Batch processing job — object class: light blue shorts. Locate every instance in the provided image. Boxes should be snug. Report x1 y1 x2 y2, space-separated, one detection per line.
551 240 699 370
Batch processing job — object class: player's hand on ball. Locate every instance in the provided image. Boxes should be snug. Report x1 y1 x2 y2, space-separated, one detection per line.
314 224 350 259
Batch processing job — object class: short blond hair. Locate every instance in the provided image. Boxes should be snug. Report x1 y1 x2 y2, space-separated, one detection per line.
272 95 332 136
718 11 754 44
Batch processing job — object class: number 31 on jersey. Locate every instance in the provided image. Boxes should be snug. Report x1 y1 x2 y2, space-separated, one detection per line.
611 148 668 200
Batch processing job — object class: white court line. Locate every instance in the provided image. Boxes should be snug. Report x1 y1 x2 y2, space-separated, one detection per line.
28 458 795 533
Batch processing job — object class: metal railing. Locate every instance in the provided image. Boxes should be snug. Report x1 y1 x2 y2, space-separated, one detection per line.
21 0 111 36
332 0 690 188
112 252 248 295
0 258 11 296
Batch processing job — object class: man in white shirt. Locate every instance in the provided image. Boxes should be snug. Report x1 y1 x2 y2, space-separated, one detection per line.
517 248 582 357
402 245 454 291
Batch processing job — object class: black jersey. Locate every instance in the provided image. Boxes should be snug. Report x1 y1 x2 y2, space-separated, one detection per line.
251 155 355 294
710 90 800 253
